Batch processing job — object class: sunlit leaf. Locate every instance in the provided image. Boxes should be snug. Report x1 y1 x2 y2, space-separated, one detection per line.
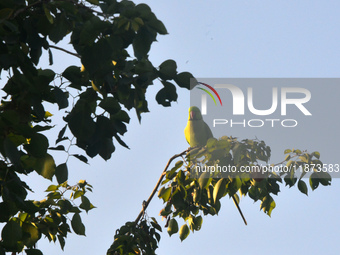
213 178 226 203
198 171 212 190
179 224 189 241
35 154 55 180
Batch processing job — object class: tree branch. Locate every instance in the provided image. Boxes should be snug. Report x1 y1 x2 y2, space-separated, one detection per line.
134 148 190 224
49 45 80 58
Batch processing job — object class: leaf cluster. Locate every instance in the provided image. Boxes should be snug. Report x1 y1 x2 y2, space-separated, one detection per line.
157 137 331 241
107 218 162 255
0 180 94 254
1 0 195 253
107 136 332 254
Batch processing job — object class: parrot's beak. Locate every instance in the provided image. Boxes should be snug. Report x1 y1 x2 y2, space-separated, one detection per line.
190 111 195 120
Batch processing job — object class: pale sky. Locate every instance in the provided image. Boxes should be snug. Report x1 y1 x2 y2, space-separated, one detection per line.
10 1 340 254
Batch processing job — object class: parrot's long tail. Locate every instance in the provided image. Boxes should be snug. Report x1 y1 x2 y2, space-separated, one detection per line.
232 195 247 225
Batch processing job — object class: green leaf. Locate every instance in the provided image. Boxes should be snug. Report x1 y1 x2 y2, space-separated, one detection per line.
171 189 186 210
56 124 68 144
174 72 195 90
261 196 276 217
284 149 292 154
48 49 53 65
73 190 84 200
71 154 88 164
1 220 22 247
179 224 190 241
133 27 156 60
232 143 245 164
156 81 178 107
171 160 183 171
309 173 319 190
30 46 42 66
167 218 178 236
57 235 66 250
312 151 320 159
158 187 172 202
98 138 115 160
284 154 291 161
228 177 242 195
99 97 121 114
213 178 226 203
317 171 332 186
150 217 163 233
48 13 70 43
80 196 95 213
158 59 177 80
53 87 69 109
49 145 65 151
25 133 49 158
80 16 105 46
22 223 39 247
71 213 86 236
43 4 54 24
66 99 96 141
297 179 308 196
25 249 43 255
55 163 68 184
148 19 168 35
35 153 55 180
58 199 73 214
62 66 82 88
188 215 202 232
136 4 152 17
45 185 58 192
0 201 18 223
194 215 203 231
3 136 21 168
198 171 212 190
113 134 129 149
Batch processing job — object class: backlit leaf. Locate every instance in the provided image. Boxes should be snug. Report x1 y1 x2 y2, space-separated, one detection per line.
71 213 86 236
198 171 212 190
35 154 55 180
179 224 189 241
167 218 178 236
298 180 308 196
55 163 68 184
213 178 226 203
1 220 22 247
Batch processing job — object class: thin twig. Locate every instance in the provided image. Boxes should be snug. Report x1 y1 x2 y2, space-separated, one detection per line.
231 195 247 225
134 149 189 224
49 45 80 58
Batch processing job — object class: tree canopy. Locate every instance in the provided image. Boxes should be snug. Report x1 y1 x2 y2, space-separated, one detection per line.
0 1 332 255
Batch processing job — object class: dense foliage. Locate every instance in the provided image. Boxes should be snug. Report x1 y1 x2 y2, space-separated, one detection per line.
109 137 331 254
0 1 331 255
0 0 193 254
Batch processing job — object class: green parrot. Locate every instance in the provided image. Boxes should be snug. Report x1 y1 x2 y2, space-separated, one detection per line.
184 106 247 225
184 106 213 147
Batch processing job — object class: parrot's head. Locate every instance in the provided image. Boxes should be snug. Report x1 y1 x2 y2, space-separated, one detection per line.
188 106 203 121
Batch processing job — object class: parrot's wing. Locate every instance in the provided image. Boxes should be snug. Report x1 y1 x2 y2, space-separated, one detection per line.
184 119 213 147
184 120 191 145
